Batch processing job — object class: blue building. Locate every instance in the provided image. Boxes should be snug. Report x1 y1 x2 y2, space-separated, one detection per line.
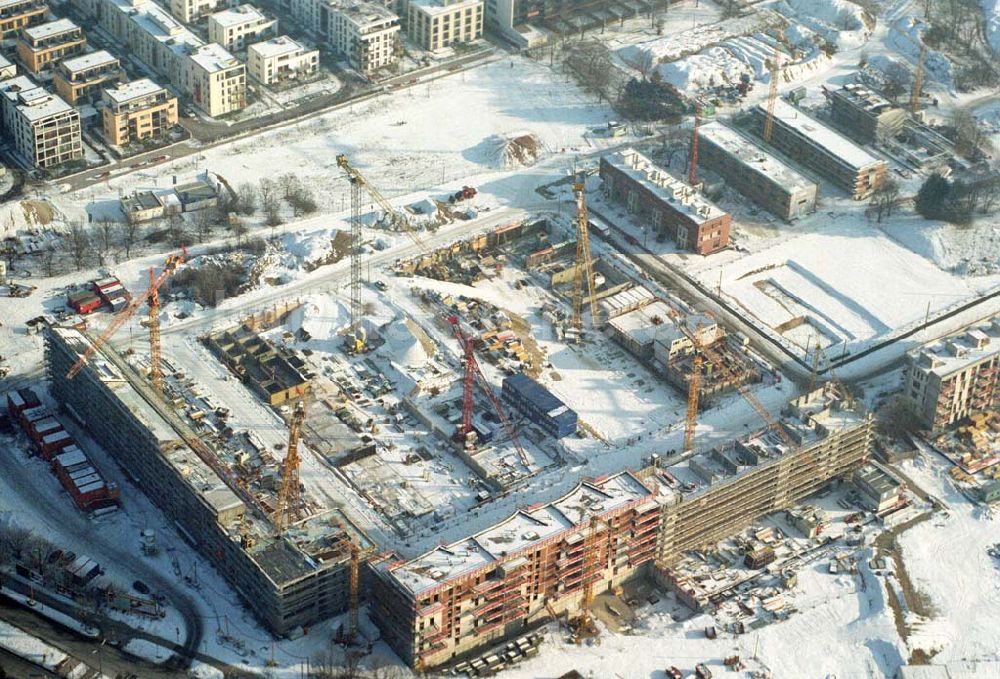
501 373 577 439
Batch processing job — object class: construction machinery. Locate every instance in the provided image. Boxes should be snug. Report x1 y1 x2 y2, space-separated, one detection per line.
571 514 608 641
911 42 926 115
683 354 703 452
447 315 529 467
66 249 186 381
762 42 781 144
273 400 306 535
570 181 598 336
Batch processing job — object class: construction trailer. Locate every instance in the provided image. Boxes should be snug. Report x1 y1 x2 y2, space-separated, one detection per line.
750 98 888 200
369 471 662 669
45 326 372 636
501 373 577 439
599 148 731 255
696 121 818 221
902 315 1000 431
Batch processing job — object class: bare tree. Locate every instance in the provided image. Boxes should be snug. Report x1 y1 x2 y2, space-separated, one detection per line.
167 213 188 247
96 219 115 264
869 178 901 223
260 178 283 228
279 173 302 202
118 219 141 259
66 220 90 270
235 182 258 216
194 209 215 243
41 248 57 277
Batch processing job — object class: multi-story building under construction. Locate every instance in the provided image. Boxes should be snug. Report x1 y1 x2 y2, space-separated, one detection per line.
45 326 371 636
903 315 1000 430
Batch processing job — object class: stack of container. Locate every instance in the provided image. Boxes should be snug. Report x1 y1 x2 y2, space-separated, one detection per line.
67 289 103 314
92 276 130 312
6 388 120 513
500 373 578 439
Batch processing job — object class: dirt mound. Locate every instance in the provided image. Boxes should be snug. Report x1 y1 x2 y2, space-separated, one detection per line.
491 132 542 168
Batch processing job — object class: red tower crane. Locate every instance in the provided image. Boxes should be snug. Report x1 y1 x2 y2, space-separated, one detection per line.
688 104 701 186
447 316 529 467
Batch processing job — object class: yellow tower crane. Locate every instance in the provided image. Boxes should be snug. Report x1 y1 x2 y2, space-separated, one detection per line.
763 42 781 144
571 181 598 337
273 400 306 534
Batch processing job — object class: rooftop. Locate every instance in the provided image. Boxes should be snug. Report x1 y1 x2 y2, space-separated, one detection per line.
909 315 1000 377
187 43 242 73
0 76 75 122
59 50 118 74
603 148 727 225
209 4 269 27
831 83 901 117
698 121 816 193
334 0 399 26
757 98 883 171
22 18 79 42
248 35 308 59
104 77 167 105
385 471 654 595
608 300 678 349
409 0 481 17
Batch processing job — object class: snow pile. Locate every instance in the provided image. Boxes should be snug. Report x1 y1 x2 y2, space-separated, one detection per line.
0 619 70 672
381 318 434 368
489 132 542 169
888 17 954 85
772 0 871 48
286 295 350 343
986 0 1000 54
0 199 55 239
656 35 830 95
279 226 351 271
123 638 171 664
617 10 783 67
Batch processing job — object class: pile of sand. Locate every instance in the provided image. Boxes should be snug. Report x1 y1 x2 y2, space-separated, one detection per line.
491 132 542 168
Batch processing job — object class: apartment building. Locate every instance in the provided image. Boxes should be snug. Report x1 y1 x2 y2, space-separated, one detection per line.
45 326 373 636
208 4 276 51
655 385 872 568
0 75 82 169
371 471 661 668
600 148 731 255
828 83 907 145
0 0 47 40
0 54 17 79
168 0 233 22
903 316 1000 430
80 0 245 117
247 36 318 84
101 78 177 145
751 98 888 200
16 18 86 73
697 121 817 221
485 0 648 45
405 0 483 52
53 50 122 105
323 0 399 73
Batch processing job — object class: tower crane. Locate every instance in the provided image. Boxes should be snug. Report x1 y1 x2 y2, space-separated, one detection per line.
447 315 529 468
688 104 701 186
273 400 306 534
573 514 610 639
911 42 926 115
570 181 597 336
763 42 781 144
672 311 797 452
66 249 186 381
683 354 703 453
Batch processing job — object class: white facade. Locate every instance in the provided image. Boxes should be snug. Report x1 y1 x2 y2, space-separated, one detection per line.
405 0 483 52
168 0 234 22
323 0 399 73
247 36 318 85
208 4 276 51
0 75 82 169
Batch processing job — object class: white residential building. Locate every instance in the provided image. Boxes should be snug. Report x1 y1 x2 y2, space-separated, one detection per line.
0 75 82 169
208 4 277 51
168 0 235 23
322 0 398 73
247 35 318 84
404 0 483 52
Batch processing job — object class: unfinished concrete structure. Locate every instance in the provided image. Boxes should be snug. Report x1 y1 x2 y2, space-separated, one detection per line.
751 98 888 200
697 121 817 221
903 315 1000 431
46 326 371 636
664 341 760 409
653 384 872 567
204 324 311 404
828 83 907 145
600 148 731 255
370 471 661 668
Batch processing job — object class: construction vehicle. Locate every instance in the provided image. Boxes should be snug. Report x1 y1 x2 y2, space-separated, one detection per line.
272 400 306 535
66 249 185 382
447 315 529 467
570 182 597 337
448 186 477 204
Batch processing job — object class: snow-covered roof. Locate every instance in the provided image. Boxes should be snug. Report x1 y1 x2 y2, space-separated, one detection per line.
603 148 727 225
103 78 167 105
608 300 677 348
758 98 882 171
385 471 653 595
22 18 79 42
58 50 118 74
698 121 816 193
209 4 269 28
187 43 242 73
0 76 76 123
248 35 307 60
909 315 1000 377
409 0 481 17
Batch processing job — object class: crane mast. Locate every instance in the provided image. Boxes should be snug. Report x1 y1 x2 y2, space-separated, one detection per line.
571 182 597 336
273 400 306 534
763 43 781 144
